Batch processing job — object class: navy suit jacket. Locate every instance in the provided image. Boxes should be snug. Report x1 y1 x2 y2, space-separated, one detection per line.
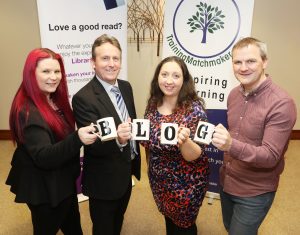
72 77 141 200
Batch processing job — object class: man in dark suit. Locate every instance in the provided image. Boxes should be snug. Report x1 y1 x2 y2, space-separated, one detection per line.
72 34 141 235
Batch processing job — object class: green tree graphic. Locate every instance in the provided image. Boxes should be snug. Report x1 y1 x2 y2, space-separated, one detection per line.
187 2 225 43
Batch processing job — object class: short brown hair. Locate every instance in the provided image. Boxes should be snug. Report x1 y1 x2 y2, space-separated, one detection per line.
232 37 268 61
92 34 122 60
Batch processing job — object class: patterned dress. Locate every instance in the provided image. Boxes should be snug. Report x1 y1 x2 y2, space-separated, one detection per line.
141 100 209 228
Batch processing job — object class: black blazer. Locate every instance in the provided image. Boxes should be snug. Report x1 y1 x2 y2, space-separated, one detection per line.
72 77 141 200
6 103 83 207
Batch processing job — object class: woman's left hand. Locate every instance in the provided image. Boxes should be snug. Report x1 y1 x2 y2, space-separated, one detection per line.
177 126 190 145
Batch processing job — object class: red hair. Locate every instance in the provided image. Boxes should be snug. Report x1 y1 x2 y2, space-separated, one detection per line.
9 48 75 143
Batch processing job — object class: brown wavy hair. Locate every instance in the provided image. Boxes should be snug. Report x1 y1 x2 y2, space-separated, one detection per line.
145 56 205 114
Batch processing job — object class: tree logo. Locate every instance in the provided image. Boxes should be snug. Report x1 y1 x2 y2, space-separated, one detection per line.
170 0 240 59
187 2 225 44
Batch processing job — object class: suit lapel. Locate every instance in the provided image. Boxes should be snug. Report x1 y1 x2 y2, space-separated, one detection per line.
91 77 122 124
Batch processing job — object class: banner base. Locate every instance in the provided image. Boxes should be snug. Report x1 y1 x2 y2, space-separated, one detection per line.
77 193 89 203
205 191 220 205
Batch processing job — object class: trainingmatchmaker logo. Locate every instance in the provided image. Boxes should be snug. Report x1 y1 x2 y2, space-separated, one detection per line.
166 0 241 67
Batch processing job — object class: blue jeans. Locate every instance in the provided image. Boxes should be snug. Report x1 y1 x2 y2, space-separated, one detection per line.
220 189 275 235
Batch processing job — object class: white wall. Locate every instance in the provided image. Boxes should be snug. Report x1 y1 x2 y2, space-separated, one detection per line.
127 42 161 118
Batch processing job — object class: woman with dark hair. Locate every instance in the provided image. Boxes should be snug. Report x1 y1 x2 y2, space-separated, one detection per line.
6 48 97 235
141 56 209 235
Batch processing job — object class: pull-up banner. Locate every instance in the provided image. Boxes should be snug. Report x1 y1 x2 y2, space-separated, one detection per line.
36 0 127 100
36 0 127 200
162 0 255 198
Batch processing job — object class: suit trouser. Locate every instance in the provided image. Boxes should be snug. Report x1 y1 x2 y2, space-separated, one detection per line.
27 193 83 235
89 179 132 235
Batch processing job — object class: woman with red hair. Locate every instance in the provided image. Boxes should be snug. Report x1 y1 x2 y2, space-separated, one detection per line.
6 48 97 235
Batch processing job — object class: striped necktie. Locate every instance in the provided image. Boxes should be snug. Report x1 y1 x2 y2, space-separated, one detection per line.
111 86 128 122
111 86 137 159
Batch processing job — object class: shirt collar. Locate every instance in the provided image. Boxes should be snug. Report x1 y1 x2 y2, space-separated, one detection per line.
95 75 119 93
239 74 272 97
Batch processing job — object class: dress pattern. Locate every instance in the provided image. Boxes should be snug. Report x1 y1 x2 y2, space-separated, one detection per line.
141 100 209 228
